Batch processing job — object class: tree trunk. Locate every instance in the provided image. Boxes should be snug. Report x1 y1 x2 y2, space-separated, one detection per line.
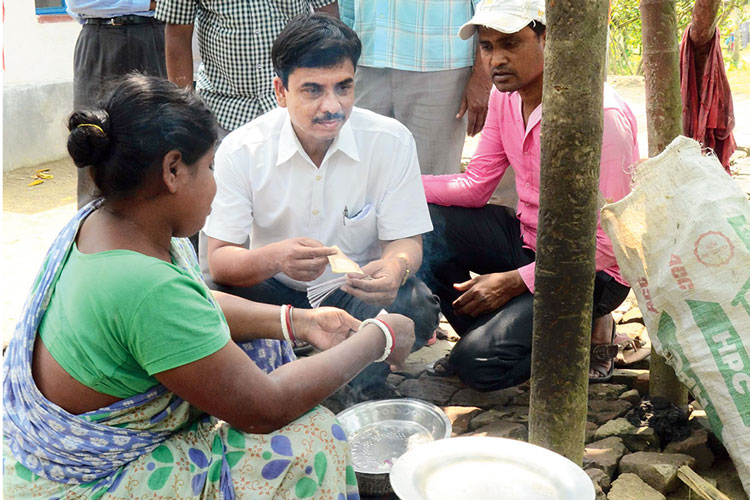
732 10 741 67
640 0 689 406
528 0 609 465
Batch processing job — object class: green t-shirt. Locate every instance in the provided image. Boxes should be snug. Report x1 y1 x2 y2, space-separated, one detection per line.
38 244 230 398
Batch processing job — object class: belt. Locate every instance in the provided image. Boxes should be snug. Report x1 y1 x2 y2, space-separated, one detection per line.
84 15 161 26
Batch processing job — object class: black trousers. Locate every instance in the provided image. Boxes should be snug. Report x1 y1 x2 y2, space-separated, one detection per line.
206 276 440 391
418 204 630 391
74 19 167 207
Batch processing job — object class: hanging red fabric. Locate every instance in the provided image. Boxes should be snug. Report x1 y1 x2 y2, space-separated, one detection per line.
680 25 736 172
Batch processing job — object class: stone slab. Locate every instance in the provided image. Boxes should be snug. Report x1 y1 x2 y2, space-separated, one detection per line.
608 473 666 500
584 436 627 479
398 377 460 405
618 451 696 493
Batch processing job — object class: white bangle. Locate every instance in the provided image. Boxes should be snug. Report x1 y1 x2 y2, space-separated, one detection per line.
359 318 393 362
280 305 292 343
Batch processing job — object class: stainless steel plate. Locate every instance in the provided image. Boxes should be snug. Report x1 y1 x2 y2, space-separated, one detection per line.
336 398 452 474
389 436 595 500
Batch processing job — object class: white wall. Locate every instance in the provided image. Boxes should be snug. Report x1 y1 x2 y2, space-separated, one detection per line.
3 0 81 171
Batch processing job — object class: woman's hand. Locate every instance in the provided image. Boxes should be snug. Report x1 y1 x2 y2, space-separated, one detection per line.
376 313 415 371
295 307 360 351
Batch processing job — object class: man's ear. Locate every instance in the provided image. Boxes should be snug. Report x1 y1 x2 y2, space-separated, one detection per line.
273 76 288 108
161 150 183 194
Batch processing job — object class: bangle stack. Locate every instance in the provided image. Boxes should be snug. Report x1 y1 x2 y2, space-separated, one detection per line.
280 304 298 345
359 318 396 362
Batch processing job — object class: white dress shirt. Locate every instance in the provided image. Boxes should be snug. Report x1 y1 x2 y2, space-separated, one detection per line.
204 106 433 290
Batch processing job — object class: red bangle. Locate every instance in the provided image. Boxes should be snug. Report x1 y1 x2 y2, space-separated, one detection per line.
378 319 396 352
285 305 296 343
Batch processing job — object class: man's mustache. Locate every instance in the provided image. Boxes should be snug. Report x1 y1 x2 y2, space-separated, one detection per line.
313 112 346 123
492 68 515 77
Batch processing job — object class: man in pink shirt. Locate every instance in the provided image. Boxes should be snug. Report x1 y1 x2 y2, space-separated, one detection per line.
418 0 640 390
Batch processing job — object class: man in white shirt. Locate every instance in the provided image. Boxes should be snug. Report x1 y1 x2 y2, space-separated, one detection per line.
203 13 440 401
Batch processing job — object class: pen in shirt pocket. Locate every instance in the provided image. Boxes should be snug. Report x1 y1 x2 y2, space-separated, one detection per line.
343 203 373 224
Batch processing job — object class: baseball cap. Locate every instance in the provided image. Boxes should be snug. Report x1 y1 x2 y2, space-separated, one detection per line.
458 0 546 40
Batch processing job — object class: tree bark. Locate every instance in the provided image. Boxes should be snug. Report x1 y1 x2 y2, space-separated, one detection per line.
640 0 689 406
641 0 683 156
528 0 609 465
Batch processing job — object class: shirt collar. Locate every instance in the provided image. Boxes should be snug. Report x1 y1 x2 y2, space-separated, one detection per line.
276 114 300 166
326 118 360 163
512 92 542 136
276 112 361 167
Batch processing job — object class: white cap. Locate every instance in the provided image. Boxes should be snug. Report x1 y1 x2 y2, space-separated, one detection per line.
458 0 546 40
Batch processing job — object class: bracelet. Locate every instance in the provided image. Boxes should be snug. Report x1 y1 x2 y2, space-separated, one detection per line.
280 305 296 344
285 305 297 344
359 318 395 362
288 306 298 343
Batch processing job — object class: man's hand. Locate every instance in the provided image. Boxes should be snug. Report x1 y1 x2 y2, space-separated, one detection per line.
274 238 337 282
456 69 492 137
295 307 360 351
341 257 406 307
452 270 527 316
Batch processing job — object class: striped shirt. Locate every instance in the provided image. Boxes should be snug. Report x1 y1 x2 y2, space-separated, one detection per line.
156 0 332 131
340 0 479 72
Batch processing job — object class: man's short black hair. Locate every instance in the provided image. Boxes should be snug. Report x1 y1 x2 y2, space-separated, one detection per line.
272 13 362 88
528 21 546 37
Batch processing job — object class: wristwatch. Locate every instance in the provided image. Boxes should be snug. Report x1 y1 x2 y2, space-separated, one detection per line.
397 256 410 287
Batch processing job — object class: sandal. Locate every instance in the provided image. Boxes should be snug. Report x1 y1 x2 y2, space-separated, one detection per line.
589 319 619 383
426 354 456 377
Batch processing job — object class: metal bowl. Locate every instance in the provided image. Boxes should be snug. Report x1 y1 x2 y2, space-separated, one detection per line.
337 398 452 496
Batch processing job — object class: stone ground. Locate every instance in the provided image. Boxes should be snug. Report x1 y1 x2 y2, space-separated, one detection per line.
3 78 750 499
319 297 750 499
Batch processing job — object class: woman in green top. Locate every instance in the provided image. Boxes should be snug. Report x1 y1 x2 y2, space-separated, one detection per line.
3 74 415 500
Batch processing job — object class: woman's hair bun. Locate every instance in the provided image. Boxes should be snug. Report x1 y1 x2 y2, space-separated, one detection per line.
67 109 111 169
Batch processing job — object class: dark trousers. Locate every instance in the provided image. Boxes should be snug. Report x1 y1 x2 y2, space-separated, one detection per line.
418 204 630 391
206 276 440 390
74 20 167 207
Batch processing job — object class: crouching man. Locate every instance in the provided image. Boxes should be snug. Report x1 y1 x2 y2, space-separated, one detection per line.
418 0 640 390
203 13 440 401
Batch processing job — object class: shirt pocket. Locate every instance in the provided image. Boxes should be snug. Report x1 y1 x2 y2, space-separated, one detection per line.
338 206 378 261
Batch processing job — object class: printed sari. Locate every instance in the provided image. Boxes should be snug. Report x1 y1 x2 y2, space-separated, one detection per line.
3 202 360 500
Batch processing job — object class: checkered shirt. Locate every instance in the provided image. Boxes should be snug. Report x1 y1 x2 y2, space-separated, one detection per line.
156 0 333 131
340 0 479 72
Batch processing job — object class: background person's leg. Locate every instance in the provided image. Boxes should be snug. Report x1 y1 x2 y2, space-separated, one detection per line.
353 66 394 117
391 68 471 175
419 203 534 334
73 22 166 208
449 292 534 392
592 271 631 318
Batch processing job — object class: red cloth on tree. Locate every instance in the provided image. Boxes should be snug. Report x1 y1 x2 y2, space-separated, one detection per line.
680 25 736 172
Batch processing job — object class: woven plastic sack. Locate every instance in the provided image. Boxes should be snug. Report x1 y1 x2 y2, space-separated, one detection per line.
601 136 750 495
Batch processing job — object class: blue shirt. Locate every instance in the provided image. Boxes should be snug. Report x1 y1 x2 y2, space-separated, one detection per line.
341 0 479 72
66 0 154 21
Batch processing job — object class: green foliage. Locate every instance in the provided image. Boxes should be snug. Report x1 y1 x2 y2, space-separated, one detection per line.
609 0 750 75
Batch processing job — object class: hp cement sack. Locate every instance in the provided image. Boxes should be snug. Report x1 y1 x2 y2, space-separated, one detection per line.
601 136 750 495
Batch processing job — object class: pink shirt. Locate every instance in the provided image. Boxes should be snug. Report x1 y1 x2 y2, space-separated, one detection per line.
422 84 640 293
